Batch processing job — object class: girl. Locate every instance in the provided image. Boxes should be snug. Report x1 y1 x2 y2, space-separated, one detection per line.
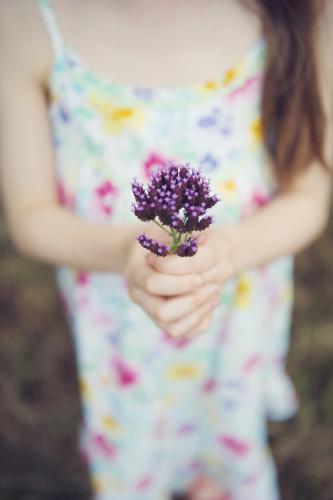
0 1 332 499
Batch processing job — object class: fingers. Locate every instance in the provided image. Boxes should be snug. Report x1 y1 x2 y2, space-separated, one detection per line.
129 285 220 338
148 246 213 276
157 295 220 338
129 283 220 326
201 259 234 286
147 229 235 286
154 284 220 323
128 285 165 319
132 262 203 296
186 312 214 339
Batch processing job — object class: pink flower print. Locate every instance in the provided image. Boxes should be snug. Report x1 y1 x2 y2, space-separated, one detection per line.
75 271 90 309
242 471 260 486
143 152 172 179
203 378 217 394
218 435 251 456
241 353 261 375
227 75 262 102
112 357 138 387
93 433 117 460
135 475 154 491
218 326 229 345
252 190 272 209
95 180 118 215
161 332 192 349
76 271 89 286
92 311 113 328
57 180 75 209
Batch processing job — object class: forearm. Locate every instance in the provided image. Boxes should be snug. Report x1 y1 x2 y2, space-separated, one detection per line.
8 204 141 273
223 190 331 274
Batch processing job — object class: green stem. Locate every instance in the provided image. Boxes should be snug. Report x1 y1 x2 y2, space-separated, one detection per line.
153 219 173 236
170 228 179 253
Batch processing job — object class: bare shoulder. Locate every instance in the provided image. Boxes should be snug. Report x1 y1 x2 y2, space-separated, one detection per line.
0 0 51 87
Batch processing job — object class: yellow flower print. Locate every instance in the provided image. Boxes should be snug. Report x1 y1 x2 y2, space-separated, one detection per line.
167 363 201 380
223 66 239 86
89 95 146 134
196 79 220 95
50 91 59 103
251 116 263 143
197 80 219 93
79 377 92 399
101 415 120 433
92 476 123 494
92 477 102 494
235 275 253 308
218 179 237 200
204 80 218 90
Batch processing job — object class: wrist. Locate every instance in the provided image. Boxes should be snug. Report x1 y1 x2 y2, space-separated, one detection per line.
215 225 238 280
118 224 143 274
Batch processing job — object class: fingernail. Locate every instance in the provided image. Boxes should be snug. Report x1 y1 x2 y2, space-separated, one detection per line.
206 284 220 295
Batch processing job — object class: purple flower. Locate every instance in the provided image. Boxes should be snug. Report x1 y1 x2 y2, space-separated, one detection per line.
177 238 198 257
137 234 170 257
196 215 213 231
131 162 220 257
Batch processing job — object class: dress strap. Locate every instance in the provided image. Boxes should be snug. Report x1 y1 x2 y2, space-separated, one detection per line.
38 0 64 59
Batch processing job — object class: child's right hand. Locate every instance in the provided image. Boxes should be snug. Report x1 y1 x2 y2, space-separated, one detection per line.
124 239 221 338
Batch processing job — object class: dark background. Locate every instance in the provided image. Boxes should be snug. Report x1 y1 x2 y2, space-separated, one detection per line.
0 213 332 500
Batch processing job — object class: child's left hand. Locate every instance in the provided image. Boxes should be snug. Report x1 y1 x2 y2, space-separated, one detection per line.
148 227 235 291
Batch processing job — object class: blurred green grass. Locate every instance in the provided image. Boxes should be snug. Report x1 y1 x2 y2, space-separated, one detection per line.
0 214 332 500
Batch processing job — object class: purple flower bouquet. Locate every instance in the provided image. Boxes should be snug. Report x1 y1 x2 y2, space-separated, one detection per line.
131 162 220 257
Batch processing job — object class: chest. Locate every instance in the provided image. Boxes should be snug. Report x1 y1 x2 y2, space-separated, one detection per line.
50 0 261 88
49 44 276 228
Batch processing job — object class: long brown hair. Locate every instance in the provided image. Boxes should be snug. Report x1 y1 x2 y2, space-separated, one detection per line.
250 0 328 187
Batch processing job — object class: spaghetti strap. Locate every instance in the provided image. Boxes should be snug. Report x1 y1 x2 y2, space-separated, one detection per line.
38 0 64 59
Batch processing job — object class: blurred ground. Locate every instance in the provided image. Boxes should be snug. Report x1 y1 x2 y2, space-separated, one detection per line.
0 214 332 500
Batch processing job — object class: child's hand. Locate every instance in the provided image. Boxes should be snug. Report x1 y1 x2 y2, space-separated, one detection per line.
124 237 221 338
147 227 235 288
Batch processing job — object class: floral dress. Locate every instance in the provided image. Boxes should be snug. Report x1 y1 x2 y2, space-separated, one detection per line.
39 1 299 499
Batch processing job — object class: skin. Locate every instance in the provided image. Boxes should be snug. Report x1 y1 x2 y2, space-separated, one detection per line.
0 1 332 499
0 0 332 343
0 0 262 340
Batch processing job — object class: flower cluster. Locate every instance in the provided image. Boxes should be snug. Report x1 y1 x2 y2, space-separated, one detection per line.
137 234 170 257
131 162 220 257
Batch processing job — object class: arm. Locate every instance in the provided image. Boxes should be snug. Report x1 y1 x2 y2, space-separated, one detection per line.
221 3 333 276
149 161 332 284
0 1 140 273
151 151 332 284
150 7 333 282
0 1 219 338
223 160 332 275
